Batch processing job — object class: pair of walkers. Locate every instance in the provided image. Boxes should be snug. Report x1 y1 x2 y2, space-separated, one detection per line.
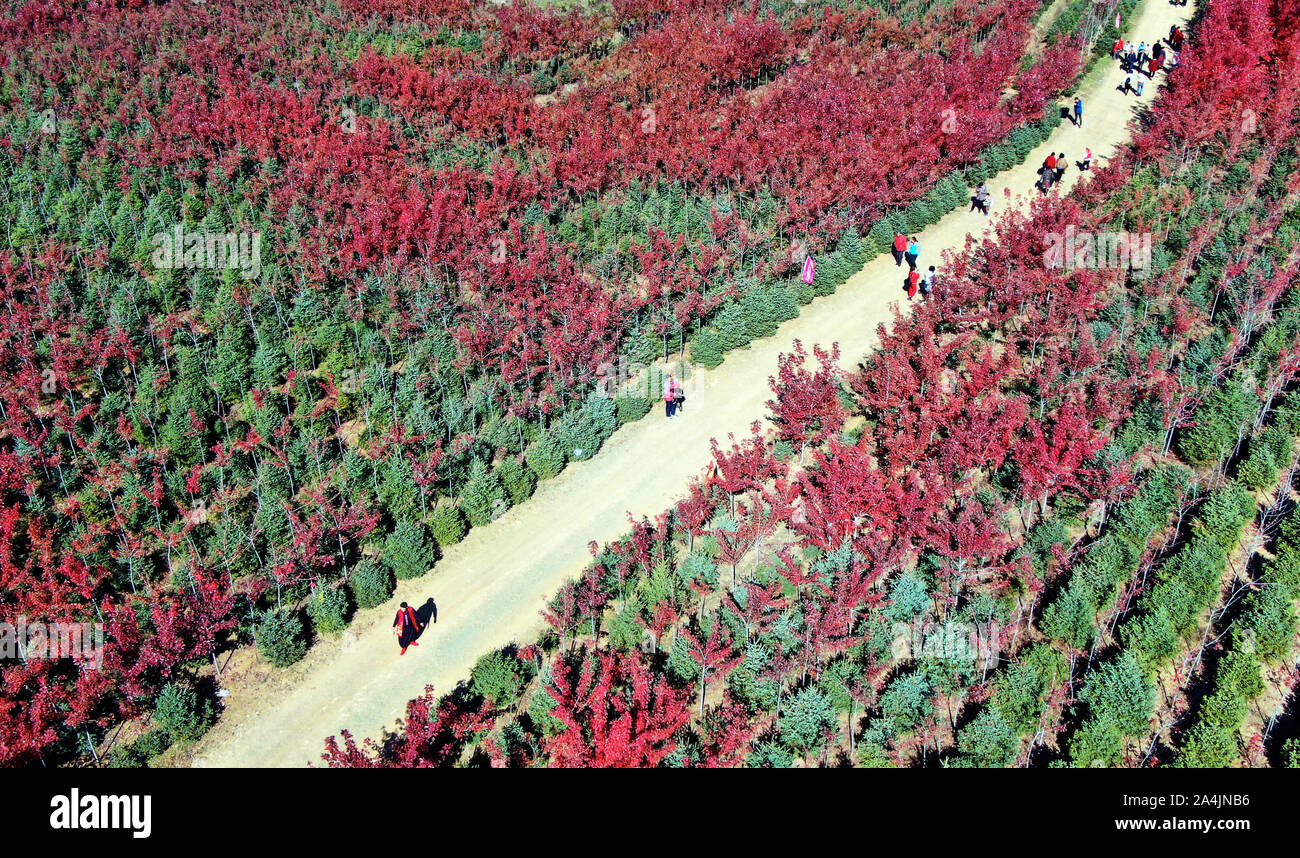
907 265 936 301
892 233 921 270
664 374 685 419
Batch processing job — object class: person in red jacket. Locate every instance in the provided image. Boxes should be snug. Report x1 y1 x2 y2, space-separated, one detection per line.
393 601 423 655
892 232 907 267
664 374 679 420
907 269 920 301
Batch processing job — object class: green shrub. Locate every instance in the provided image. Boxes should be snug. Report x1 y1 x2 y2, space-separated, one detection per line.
306 584 350 636
1284 737 1300 767
1078 651 1153 738
1175 722 1239 768
584 389 619 435
879 669 933 732
498 455 536 505
615 394 653 423
1177 380 1256 465
256 609 309 667
993 644 1066 735
153 682 211 741
1043 585 1099 650
384 519 434 580
1125 608 1181 672
1272 392 1300 436
105 728 172 768
551 411 600 464
470 650 527 706
778 686 837 754
430 503 467 548
1240 585 1296 663
349 557 394 610
1069 717 1125 767
1193 483 1255 550
868 216 900 253
1236 426 1293 490
461 458 507 526
956 708 1019 767
525 430 567 479
526 669 568 737
689 327 726 369
838 227 865 269
748 740 795 768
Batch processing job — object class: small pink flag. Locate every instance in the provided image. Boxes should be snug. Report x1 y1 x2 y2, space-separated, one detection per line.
801 255 816 284
1115 12 1121 28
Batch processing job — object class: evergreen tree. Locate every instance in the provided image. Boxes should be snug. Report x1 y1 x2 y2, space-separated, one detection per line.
461 458 506 527
384 519 434 580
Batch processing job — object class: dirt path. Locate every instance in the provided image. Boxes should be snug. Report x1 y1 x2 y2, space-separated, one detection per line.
191 0 1194 768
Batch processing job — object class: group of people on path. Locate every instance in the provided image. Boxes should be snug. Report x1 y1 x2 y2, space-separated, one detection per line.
1035 147 1092 193
654 21 1190 427
893 232 935 301
1114 25 1184 95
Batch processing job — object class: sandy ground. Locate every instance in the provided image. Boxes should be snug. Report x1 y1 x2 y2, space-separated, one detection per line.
191 0 1194 767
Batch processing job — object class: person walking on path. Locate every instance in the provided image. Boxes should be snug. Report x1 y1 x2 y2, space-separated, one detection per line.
892 232 907 267
970 182 990 215
1126 47 1137 73
1135 74 1145 96
1122 72 1133 94
1073 97 1083 127
1043 152 1058 185
1137 42 1148 68
1147 55 1161 77
905 236 920 271
1054 153 1067 184
393 601 423 656
1081 147 1093 171
907 268 920 301
922 265 936 299
664 374 679 420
